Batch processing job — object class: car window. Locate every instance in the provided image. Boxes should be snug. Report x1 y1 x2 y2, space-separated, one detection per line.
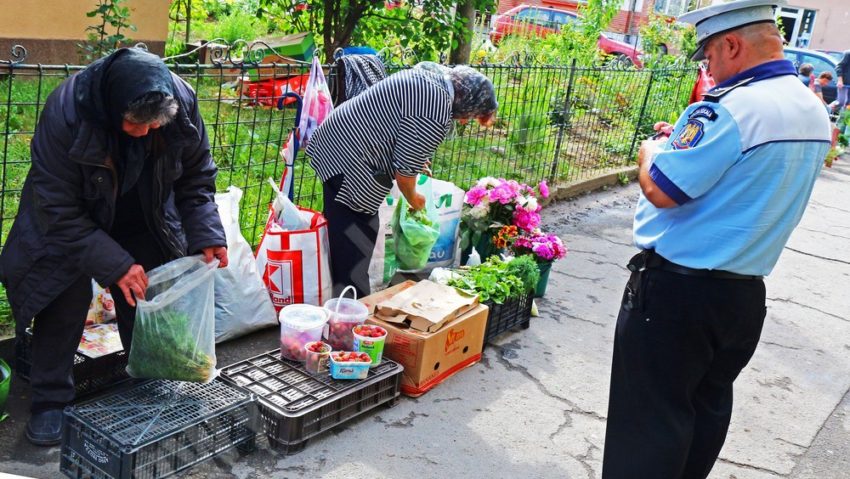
551 11 578 28
515 8 552 27
802 54 837 84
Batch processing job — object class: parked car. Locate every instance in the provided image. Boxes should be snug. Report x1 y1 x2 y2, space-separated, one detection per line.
489 4 643 67
816 49 845 62
784 47 837 104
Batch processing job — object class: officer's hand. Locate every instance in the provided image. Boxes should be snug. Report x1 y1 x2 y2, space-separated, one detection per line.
408 193 426 211
117 264 148 308
202 246 228 268
653 121 674 137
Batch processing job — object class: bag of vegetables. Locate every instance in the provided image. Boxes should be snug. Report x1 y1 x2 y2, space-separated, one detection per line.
127 256 219 383
392 183 440 271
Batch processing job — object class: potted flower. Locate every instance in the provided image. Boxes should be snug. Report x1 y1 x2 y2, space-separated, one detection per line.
511 231 567 297
459 177 549 264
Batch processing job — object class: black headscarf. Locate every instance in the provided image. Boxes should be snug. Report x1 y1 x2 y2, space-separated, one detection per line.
75 48 175 194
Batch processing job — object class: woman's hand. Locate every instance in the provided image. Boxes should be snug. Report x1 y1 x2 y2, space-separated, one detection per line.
116 264 148 307
408 193 426 211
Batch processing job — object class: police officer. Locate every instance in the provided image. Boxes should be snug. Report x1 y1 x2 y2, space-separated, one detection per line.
601 1 832 477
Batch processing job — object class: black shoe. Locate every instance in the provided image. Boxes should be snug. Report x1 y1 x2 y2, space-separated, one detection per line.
26 409 64 446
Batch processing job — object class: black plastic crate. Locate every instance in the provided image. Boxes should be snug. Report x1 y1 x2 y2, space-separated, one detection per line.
483 292 534 344
220 350 402 454
60 379 258 479
17 327 129 399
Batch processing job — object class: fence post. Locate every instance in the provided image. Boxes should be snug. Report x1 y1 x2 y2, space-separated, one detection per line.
627 69 656 160
549 58 577 182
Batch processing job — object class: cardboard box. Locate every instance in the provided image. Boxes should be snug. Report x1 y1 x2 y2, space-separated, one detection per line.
362 282 489 397
374 280 478 333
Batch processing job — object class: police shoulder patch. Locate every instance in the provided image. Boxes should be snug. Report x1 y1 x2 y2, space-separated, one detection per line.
689 105 717 121
671 119 704 150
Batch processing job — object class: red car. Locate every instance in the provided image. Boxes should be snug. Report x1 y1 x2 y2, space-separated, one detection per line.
489 5 643 67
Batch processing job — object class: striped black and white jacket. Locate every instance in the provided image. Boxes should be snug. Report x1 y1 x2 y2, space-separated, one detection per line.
306 68 453 215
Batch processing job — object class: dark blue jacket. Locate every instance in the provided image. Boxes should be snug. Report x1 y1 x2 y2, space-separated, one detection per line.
0 53 225 324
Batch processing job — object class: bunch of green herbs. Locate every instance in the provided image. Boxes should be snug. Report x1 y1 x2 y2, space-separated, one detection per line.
128 310 215 383
448 256 537 304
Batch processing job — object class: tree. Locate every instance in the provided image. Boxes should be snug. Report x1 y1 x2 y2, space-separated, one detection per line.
449 0 475 65
257 0 495 64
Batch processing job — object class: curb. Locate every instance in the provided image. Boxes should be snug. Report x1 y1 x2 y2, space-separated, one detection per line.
549 165 638 202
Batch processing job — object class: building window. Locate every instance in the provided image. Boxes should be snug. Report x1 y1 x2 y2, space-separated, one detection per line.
654 0 689 17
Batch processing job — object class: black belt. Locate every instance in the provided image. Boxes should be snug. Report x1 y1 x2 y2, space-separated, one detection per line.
628 250 763 281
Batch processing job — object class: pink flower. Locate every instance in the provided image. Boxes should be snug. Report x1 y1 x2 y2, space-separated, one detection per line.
539 180 550 199
490 183 517 205
532 243 555 261
513 206 541 232
465 185 489 206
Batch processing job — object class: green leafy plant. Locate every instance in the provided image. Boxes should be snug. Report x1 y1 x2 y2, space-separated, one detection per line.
448 256 535 304
128 310 215 383
505 255 540 293
78 0 137 63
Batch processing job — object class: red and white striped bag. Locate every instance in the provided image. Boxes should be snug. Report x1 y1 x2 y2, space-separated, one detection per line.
255 206 333 311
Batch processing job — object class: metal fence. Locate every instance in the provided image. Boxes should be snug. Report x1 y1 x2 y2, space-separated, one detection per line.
0 46 695 254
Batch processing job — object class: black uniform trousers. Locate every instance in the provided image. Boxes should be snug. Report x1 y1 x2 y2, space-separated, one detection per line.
322 175 380 298
28 232 168 413
602 258 766 479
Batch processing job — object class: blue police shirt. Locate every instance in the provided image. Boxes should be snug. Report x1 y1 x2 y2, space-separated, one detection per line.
634 60 832 276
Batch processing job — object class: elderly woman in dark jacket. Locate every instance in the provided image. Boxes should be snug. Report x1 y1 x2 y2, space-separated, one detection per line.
0 48 228 445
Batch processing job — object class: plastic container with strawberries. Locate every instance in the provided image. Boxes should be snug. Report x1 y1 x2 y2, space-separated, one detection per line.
324 286 369 351
329 351 373 380
352 324 387 367
279 304 330 361
304 341 332 375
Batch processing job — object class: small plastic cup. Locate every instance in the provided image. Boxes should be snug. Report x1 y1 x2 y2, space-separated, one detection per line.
304 341 332 375
352 324 387 367
324 286 369 351
279 304 330 361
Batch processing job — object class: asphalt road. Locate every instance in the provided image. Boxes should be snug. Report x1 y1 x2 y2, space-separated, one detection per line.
0 158 848 479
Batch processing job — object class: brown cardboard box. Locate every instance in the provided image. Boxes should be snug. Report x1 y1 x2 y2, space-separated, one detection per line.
362 282 488 397
374 280 478 332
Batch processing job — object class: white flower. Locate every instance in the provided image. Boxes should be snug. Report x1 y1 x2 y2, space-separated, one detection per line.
479 177 500 188
526 197 539 211
516 195 529 207
469 203 490 219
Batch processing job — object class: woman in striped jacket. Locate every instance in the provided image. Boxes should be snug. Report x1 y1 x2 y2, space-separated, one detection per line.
306 63 497 297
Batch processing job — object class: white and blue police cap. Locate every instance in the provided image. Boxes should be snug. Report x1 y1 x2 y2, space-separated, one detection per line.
679 0 787 61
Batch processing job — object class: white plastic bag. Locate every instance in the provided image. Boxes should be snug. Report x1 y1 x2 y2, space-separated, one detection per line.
127 256 218 383
213 187 278 343
426 177 464 269
268 178 309 230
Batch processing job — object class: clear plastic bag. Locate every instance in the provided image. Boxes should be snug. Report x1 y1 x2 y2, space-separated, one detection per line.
127 256 219 383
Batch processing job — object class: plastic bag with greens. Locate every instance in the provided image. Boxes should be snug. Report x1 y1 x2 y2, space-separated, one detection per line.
391 181 440 271
127 256 219 383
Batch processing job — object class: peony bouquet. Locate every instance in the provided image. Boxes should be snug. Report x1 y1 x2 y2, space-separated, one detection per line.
511 231 567 263
460 177 549 256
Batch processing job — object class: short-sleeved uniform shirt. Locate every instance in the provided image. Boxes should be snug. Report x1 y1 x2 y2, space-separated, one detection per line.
306 68 453 215
634 60 832 276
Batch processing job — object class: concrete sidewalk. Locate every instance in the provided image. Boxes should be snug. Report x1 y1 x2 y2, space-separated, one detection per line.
1 159 848 479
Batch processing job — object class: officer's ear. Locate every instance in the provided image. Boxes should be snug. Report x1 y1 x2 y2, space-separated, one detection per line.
720 32 745 61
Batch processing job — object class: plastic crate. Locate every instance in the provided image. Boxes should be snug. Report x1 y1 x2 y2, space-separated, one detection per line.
16 328 129 399
220 350 402 454
60 379 258 479
483 292 534 344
